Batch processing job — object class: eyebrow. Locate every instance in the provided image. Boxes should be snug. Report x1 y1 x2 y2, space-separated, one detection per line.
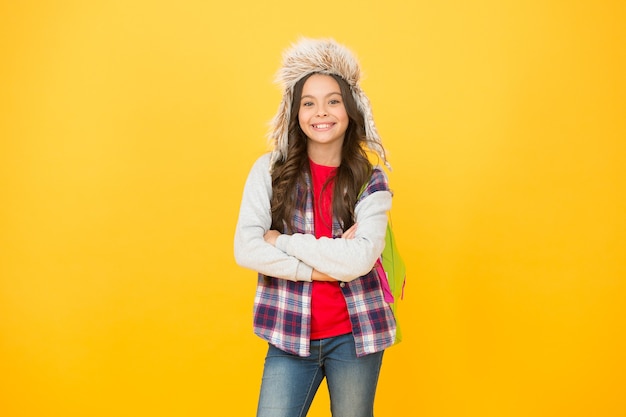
301 92 342 100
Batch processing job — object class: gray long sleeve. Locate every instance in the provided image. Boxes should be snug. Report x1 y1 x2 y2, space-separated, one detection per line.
234 153 392 282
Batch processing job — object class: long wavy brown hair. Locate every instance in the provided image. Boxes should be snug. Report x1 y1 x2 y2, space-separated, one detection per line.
270 73 373 234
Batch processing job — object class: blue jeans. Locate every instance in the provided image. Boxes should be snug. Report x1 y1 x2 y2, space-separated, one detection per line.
256 333 384 417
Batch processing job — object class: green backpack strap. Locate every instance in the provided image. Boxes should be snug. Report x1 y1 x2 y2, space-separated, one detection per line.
358 182 406 344
381 217 406 343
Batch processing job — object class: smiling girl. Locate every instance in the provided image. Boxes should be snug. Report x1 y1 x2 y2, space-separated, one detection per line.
234 38 396 417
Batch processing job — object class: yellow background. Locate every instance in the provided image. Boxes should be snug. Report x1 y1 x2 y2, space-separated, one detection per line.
1 1 625 416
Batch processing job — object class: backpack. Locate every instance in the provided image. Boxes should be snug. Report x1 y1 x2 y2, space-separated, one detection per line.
358 177 406 344
373 219 406 344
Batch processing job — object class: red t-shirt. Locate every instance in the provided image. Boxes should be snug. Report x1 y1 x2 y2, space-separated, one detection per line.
309 159 352 340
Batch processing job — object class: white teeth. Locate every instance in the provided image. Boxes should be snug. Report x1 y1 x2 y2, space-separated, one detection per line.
314 123 332 129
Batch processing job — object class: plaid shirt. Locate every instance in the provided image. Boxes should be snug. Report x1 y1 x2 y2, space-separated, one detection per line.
252 168 397 357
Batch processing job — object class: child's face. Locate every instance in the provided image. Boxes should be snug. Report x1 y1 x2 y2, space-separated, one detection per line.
298 74 349 155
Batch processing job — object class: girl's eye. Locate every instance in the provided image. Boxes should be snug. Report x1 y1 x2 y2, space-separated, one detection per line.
302 101 313 107
329 99 341 105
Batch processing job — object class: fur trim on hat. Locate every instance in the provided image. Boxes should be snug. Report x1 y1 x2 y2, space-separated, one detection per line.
268 38 390 171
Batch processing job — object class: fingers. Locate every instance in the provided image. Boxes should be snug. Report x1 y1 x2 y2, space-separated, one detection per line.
342 223 357 239
263 230 280 245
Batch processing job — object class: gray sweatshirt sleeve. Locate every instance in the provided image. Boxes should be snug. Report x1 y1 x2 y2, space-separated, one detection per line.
234 154 313 282
274 189 392 282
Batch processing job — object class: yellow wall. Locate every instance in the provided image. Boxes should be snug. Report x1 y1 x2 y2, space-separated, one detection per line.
1 1 624 416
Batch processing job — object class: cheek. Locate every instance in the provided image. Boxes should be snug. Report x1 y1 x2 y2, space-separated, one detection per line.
338 109 349 125
335 106 348 121
297 111 308 129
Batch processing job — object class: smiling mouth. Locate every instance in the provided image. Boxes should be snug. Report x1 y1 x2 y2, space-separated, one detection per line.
312 123 334 129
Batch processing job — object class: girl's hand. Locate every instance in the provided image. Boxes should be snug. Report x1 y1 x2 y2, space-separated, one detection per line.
342 223 357 239
264 230 281 246
312 269 339 282
310 225 357 282
265 227 353 282
309 224 357 283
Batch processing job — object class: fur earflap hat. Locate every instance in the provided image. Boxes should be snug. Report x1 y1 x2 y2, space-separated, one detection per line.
268 37 390 171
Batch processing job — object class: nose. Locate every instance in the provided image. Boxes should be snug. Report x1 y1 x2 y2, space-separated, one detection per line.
317 106 328 117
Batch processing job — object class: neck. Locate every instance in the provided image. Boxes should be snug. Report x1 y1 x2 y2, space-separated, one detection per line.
307 143 342 167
